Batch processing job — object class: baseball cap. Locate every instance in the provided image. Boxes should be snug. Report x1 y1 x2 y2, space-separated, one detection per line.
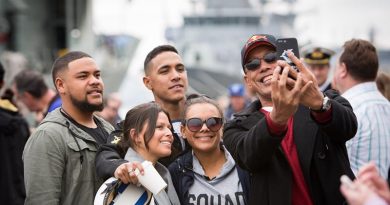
241 34 277 70
228 83 245 97
303 47 335 65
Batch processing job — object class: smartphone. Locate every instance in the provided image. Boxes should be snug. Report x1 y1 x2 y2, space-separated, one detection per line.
276 38 300 69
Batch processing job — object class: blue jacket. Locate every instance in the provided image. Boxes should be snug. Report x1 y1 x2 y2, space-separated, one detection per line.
168 149 251 204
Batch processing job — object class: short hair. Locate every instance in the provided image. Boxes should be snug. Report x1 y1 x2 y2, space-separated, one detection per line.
0 61 4 82
143 45 178 74
51 51 92 89
119 102 171 152
14 69 48 98
339 39 378 81
182 94 224 122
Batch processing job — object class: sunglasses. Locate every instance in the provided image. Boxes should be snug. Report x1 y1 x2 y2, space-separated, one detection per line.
183 117 223 132
244 52 277 71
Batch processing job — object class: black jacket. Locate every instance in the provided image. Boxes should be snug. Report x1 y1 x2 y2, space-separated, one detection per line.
168 149 251 204
223 90 357 205
95 122 187 180
0 101 30 205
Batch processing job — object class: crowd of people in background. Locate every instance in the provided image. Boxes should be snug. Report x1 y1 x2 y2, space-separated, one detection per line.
0 34 390 205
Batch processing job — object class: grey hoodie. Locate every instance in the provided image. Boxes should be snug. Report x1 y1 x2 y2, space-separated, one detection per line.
23 108 113 205
189 147 245 205
124 148 181 205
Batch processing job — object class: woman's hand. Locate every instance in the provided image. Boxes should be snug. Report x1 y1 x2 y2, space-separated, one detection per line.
114 161 144 184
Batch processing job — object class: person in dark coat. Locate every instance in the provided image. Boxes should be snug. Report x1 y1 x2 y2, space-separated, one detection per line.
95 45 189 183
0 61 30 205
223 34 357 205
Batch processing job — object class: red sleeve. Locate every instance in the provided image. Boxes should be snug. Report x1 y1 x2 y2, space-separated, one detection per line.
261 110 288 136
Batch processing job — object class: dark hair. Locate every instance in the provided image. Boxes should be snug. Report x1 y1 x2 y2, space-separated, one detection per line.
14 69 48 98
119 102 170 153
0 61 4 82
182 93 224 123
143 45 178 74
339 39 378 81
51 51 92 89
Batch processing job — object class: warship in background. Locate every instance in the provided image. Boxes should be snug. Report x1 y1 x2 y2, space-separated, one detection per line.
166 0 298 98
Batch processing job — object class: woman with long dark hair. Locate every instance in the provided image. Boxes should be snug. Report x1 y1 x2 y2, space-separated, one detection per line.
96 102 180 205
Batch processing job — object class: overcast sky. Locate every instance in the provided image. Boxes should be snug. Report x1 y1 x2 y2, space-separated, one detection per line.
295 0 390 49
94 0 390 49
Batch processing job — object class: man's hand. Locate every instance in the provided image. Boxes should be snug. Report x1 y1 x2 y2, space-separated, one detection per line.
287 51 324 110
114 161 144 184
269 65 304 125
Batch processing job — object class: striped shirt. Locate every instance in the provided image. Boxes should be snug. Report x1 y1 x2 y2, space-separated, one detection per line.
343 82 390 177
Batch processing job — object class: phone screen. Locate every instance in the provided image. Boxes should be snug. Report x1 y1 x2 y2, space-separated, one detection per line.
276 38 300 68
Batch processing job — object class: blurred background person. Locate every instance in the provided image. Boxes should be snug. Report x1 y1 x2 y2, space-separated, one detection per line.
12 69 61 123
303 46 335 92
224 83 250 119
0 62 30 205
376 72 390 101
96 92 122 127
333 39 390 177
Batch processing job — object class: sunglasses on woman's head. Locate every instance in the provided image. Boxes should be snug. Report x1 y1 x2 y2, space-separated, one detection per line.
183 117 223 132
244 52 277 71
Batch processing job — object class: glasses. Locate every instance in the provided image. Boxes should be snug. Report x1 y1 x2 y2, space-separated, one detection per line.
183 117 223 132
244 52 277 71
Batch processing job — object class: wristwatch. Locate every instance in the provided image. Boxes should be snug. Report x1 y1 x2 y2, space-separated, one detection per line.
311 95 331 113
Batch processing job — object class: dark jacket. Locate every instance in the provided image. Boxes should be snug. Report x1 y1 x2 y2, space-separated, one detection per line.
0 100 29 205
168 149 251 204
223 90 357 205
95 122 187 180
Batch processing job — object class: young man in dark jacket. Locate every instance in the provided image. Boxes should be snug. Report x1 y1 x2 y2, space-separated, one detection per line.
95 45 189 183
223 34 357 205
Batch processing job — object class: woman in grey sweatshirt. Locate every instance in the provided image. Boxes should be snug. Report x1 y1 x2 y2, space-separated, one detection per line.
169 94 250 205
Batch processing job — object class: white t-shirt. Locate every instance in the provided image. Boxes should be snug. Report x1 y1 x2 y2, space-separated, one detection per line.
172 120 186 150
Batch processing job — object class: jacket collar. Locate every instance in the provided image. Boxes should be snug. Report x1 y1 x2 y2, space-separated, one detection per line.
234 99 262 117
42 108 112 143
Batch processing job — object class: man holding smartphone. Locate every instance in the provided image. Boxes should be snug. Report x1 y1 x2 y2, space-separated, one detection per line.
223 34 357 205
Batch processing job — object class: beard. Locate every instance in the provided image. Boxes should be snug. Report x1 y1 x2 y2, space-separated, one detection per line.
70 94 104 112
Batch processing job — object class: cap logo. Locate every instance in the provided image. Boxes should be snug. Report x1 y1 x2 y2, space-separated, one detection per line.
246 35 268 48
312 51 324 59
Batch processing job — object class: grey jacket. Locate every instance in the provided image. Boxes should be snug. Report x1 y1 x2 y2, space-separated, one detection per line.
124 148 181 205
23 108 114 205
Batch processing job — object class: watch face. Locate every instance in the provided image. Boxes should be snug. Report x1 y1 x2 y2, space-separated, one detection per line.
323 96 331 111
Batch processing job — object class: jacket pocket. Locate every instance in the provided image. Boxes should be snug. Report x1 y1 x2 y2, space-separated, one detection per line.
67 139 98 181
67 140 97 152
